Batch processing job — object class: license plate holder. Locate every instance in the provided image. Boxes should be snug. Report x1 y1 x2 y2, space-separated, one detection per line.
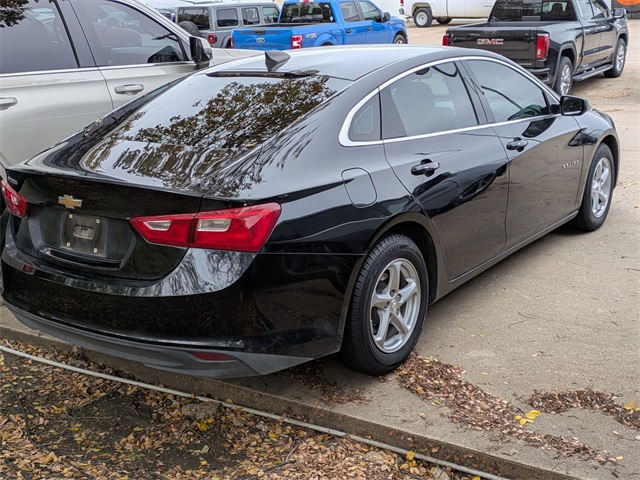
61 212 109 257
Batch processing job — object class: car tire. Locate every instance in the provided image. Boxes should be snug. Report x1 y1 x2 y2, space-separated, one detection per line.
413 8 433 28
553 57 573 95
393 33 407 44
340 234 428 375
436 17 452 24
604 38 626 78
573 144 615 231
178 21 201 37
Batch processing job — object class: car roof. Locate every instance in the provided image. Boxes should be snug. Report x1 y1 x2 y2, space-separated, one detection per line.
211 45 499 81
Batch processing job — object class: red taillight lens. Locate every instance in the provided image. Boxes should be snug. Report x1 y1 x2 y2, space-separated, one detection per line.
291 34 303 49
229 35 234 48
1 178 27 218
442 35 450 46
536 33 550 60
207 33 217 45
130 203 281 253
400 0 404 6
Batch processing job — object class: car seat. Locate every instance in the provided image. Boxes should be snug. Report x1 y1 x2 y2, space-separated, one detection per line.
392 81 453 136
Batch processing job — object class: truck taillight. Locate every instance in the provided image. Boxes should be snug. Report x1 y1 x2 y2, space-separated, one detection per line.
291 34 303 49
536 33 550 60
400 0 404 6
229 35 234 48
130 203 281 253
442 35 449 46
1 178 27 218
207 33 217 45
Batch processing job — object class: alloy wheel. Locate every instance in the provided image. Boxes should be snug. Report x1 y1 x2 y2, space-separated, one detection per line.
560 64 572 95
591 156 612 218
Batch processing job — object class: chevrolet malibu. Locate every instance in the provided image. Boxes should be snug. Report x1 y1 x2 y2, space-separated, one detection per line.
1 46 619 377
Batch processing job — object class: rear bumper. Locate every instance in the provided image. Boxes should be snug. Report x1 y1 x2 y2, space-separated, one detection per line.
1 223 360 377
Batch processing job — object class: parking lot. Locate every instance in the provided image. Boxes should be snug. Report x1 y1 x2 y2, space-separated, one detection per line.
1 17 639 480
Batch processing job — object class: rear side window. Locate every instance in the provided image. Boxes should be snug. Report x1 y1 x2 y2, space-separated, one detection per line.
465 60 550 123
0 1 77 74
242 7 260 25
381 62 478 139
262 6 280 23
349 94 381 142
178 8 210 29
216 8 239 27
280 2 334 23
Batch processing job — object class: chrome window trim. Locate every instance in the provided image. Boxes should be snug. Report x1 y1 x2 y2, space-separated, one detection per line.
0 67 101 77
97 61 194 71
340 55 561 148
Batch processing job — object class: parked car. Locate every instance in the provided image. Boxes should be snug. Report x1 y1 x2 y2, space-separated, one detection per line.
399 0 495 27
231 0 407 50
1 46 620 378
170 1 281 47
0 0 258 183
443 0 629 94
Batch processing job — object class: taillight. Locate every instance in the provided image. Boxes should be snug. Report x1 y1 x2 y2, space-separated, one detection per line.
1 178 27 218
229 35 234 48
207 33 217 45
130 203 281 253
536 33 550 60
291 34 303 49
400 0 404 6
442 35 449 46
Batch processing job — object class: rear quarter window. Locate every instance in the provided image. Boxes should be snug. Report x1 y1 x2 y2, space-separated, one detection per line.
216 8 240 28
178 8 210 29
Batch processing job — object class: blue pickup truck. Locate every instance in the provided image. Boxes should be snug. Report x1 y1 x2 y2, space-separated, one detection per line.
230 0 407 50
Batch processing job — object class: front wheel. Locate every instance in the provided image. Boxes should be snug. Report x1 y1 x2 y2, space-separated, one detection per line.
340 234 428 375
554 57 573 95
436 17 452 24
413 8 433 28
393 34 407 44
604 38 626 78
573 144 615 231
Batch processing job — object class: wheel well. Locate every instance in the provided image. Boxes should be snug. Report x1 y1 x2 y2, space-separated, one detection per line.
559 48 576 68
394 32 407 41
411 3 432 14
321 42 334 46
380 221 438 304
618 33 628 45
600 134 620 185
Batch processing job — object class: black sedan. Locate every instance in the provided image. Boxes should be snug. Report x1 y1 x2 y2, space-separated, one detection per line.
1 46 619 377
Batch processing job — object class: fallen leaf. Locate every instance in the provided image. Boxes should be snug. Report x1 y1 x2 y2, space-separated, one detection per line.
406 451 415 460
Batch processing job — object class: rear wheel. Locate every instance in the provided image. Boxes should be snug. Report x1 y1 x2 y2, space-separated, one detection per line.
554 56 573 95
340 234 428 375
573 144 615 231
393 34 407 44
413 8 433 28
604 38 626 78
178 21 201 37
436 17 452 24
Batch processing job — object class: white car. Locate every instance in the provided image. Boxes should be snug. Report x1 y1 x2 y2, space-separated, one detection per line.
0 0 256 180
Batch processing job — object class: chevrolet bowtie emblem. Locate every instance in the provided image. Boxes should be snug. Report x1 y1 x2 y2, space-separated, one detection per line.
58 195 83 210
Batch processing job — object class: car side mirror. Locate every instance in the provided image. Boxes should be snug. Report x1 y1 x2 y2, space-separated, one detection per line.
560 95 589 116
190 36 212 69
612 8 626 18
383 12 391 22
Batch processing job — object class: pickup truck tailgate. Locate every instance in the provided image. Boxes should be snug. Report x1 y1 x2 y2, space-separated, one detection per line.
448 25 539 66
232 27 294 50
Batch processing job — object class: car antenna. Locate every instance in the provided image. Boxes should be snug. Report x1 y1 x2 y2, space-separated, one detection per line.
265 51 290 71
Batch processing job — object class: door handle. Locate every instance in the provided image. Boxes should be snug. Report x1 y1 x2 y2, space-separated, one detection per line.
0 97 18 110
345 29 353 33
114 84 145 95
411 161 440 176
506 138 529 151
367 26 372 31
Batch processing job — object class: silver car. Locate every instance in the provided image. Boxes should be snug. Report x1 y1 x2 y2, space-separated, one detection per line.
0 0 256 179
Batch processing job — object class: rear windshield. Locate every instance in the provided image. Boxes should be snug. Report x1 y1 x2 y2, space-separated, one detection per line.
280 2 334 23
490 0 576 20
177 7 209 29
109 73 347 154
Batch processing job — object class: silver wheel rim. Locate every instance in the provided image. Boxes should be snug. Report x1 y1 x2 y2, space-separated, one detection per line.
591 156 612 218
394 37 405 44
415 12 428 25
615 44 625 72
369 258 421 353
560 64 572 95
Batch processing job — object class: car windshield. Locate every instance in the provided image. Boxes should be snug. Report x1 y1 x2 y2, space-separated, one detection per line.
280 2 334 22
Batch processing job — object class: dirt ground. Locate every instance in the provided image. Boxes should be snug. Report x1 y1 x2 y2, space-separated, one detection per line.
0 340 479 480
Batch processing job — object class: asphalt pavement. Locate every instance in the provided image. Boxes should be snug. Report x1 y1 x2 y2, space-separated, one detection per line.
1 20 638 480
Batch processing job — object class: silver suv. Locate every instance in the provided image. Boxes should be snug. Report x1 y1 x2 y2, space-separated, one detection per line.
0 0 255 178
176 2 280 47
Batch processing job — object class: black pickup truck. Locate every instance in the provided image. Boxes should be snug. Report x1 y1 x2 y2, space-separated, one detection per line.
443 0 629 94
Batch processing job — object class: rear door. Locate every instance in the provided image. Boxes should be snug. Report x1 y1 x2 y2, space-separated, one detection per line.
381 61 509 280
462 58 584 247
70 0 196 109
0 0 112 168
